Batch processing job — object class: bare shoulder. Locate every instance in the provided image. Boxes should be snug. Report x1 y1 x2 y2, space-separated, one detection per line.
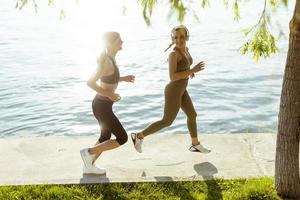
169 50 177 56
169 50 182 61
169 50 180 59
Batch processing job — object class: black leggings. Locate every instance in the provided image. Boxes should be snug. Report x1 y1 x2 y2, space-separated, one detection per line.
92 97 128 145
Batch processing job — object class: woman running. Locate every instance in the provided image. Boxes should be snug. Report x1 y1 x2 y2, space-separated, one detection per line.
131 25 210 154
80 32 135 174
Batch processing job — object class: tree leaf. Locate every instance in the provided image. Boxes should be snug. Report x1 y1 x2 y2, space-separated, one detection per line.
233 0 240 22
59 9 66 20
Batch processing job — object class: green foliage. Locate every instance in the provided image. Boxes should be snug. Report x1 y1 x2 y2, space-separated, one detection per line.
223 0 229 9
0 178 282 200
281 0 288 6
201 0 210 8
15 0 37 12
48 0 54 6
170 0 187 23
14 0 289 61
15 0 63 19
138 0 157 26
240 0 279 61
15 0 28 10
269 0 278 11
233 0 240 21
59 9 66 20
242 28 278 61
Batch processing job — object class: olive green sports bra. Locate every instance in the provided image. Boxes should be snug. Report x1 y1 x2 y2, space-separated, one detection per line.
173 47 193 72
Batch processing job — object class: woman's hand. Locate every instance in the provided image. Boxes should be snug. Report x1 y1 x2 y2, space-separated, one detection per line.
107 93 121 102
121 75 135 83
191 61 205 73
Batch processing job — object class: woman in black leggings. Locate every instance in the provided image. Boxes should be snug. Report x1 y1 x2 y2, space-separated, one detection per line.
80 32 134 174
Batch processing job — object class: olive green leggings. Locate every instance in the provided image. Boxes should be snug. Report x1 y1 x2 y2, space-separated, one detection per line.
142 79 197 138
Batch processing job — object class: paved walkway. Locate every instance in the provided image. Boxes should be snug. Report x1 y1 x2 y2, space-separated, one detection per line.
0 133 276 185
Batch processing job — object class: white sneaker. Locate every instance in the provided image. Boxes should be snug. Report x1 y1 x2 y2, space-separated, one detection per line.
189 143 211 153
83 165 106 175
80 148 94 169
131 133 143 153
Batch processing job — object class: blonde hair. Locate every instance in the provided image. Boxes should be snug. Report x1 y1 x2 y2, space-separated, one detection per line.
102 32 120 49
164 25 189 52
97 32 120 67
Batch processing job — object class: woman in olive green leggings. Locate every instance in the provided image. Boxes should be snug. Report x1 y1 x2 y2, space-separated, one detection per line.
131 25 210 153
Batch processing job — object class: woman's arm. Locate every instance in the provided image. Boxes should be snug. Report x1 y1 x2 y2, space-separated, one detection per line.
168 52 193 81
119 75 135 82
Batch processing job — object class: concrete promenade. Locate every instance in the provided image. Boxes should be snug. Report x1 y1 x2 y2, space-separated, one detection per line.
0 133 276 185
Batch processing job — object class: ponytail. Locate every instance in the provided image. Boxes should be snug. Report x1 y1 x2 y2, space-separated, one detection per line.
164 42 174 52
97 48 107 69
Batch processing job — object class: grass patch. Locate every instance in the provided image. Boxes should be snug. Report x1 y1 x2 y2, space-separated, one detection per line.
0 177 281 200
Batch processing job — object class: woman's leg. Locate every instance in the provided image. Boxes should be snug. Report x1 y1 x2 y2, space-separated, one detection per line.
90 99 113 162
180 90 199 145
137 84 183 139
89 99 127 158
89 110 128 156
92 127 111 164
181 90 210 153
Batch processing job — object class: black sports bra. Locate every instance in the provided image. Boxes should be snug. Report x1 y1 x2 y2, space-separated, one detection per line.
100 55 120 84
